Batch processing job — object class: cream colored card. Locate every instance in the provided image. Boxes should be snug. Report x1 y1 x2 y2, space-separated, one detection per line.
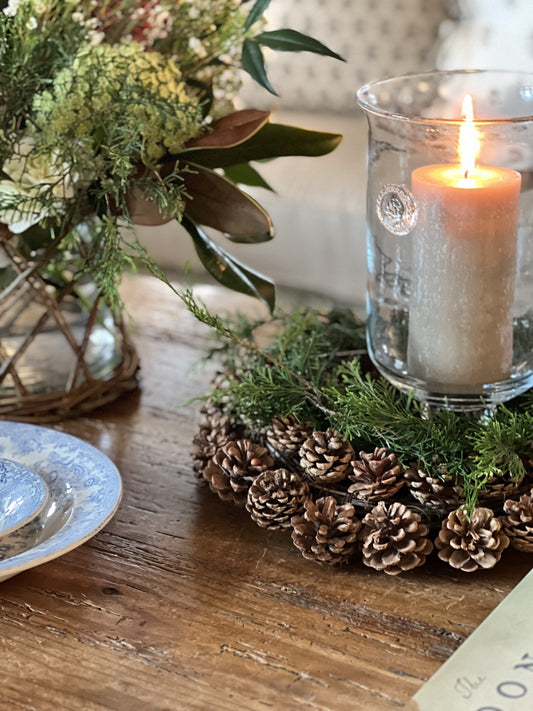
412 568 533 710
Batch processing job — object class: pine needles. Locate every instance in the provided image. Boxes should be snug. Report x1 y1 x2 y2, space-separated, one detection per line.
184 291 533 516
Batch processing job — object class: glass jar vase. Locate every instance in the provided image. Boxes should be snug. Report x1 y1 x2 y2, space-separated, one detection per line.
356 70 533 410
0 224 139 421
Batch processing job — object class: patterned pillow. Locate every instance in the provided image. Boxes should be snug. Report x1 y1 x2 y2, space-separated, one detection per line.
437 0 533 71
239 0 448 113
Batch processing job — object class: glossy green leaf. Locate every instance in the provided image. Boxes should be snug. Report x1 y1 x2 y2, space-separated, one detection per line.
180 123 342 169
182 163 273 242
181 216 275 312
241 38 277 96
183 110 270 150
223 163 274 191
255 29 345 61
244 0 272 31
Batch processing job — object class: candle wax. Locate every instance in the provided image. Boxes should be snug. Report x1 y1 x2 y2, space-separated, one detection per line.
408 163 521 389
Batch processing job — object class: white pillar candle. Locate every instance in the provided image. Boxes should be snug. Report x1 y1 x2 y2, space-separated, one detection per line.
407 97 521 389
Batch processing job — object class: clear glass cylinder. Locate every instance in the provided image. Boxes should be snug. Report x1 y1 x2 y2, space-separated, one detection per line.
356 70 533 410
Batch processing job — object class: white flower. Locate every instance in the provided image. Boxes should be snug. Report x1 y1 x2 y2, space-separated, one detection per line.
188 37 208 59
88 30 105 46
26 16 37 29
3 0 22 17
0 136 77 233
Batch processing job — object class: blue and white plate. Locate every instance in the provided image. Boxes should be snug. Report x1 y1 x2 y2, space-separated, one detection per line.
0 421 122 583
0 458 48 538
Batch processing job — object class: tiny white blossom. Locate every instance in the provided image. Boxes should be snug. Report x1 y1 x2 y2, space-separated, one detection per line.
188 37 208 59
26 16 37 30
88 30 105 47
3 0 22 17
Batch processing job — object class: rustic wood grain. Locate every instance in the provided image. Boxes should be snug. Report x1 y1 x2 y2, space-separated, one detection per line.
0 274 531 711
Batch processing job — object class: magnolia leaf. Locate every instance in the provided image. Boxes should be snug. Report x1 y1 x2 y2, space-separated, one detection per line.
241 38 277 95
180 123 342 169
182 163 273 242
126 184 177 226
255 29 345 61
244 0 272 31
181 216 275 312
183 109 271 150
223 163 274 191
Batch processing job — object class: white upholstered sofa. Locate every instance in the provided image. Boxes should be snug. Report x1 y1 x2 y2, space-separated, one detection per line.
137 0 532 306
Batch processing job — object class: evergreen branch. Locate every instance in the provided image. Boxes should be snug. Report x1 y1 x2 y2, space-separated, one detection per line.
192 303 533 518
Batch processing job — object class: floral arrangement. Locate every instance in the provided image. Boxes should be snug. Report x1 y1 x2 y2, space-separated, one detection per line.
0 0 342 312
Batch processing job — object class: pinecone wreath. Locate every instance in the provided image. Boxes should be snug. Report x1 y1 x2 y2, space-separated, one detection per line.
348 448 404 503
435 507 510 572
291 496 361 564
266 414 312 460
191 410 244 479
246 469 310 530
360 501 433 575
501 490 533 552
299 428 354 485
203 439 274 506
477 468 526 506
404 460 460 510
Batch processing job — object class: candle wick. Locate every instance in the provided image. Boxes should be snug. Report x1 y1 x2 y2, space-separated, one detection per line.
464 168 469 179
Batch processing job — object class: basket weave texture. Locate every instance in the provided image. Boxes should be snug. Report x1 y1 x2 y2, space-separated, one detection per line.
0 227 139 422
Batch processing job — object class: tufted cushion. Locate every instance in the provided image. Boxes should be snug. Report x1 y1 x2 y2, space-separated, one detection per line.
239 0 448 113
437 0 533 71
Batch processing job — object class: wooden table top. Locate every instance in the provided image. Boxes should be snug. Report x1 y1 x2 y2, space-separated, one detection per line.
1 274 531 711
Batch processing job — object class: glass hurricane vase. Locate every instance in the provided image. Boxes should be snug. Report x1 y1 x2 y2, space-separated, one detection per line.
356 70 533 410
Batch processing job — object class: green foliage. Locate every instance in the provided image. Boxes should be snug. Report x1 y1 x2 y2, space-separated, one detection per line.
0 1 343 312
223 163 274 191
185 295 533 517
244 0 273 31
242 38 277 95
254 29 345 61
182 123 343 169
241 16 345 94
181 217 275 312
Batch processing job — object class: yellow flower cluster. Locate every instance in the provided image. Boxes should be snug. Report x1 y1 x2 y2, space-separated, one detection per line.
33 41 203 169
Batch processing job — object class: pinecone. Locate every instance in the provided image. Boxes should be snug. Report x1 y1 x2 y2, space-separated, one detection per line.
435 507 510 572
477 468 526 506
360 501 433 575
404 461 459 509
291 496 361 564
501 491 533 552
348 448 404 502
191 411 244 478
246 469 310 530
266 414 312 458
299 428 354 484
199 370 238 418
203 438 274 506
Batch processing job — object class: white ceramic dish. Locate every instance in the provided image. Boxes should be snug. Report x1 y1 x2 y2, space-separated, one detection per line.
0 421 122 583
0 458 48 537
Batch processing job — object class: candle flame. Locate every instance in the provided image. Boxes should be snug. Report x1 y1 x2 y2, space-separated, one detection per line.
459 94 480 178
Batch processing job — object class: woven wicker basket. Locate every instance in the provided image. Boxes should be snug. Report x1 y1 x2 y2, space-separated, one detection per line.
0 226 139 422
